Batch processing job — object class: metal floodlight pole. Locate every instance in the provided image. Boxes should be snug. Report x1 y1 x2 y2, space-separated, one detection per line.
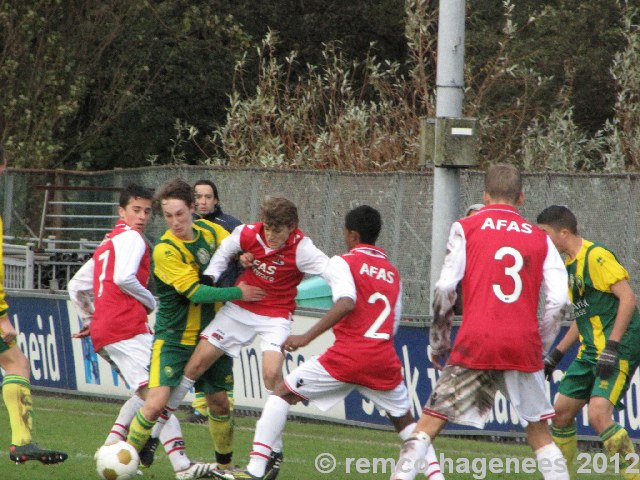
430 0 466 313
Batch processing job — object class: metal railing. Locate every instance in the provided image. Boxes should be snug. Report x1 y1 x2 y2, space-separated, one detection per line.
3 243 35 289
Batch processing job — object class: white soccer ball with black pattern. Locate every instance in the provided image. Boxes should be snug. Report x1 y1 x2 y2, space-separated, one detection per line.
95 441 140 480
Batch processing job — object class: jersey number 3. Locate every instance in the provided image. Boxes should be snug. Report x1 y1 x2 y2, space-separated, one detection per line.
492 246 523 304
363 292 391 340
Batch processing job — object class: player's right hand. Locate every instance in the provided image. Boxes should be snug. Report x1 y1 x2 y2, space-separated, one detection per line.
72 324 91 339
237 281 266 301
429 347 450 371
543 347 564 381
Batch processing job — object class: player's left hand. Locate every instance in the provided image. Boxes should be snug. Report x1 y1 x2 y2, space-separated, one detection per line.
239 252 254 268
282 335 309 353
0 316 17 344
596 340 619 379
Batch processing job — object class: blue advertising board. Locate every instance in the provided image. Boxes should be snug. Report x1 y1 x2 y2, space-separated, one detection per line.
2 294 77 391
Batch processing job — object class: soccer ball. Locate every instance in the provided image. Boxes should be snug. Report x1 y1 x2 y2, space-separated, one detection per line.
95 441 140 480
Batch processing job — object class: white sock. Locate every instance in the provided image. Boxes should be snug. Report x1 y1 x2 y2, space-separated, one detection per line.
423 446 445 480
535 443 569 480
392 432 431 480
397 424 444 480
151 376 196 439
105 394 145 444
265 390 283 454
161 415 191 472
246 395 290 477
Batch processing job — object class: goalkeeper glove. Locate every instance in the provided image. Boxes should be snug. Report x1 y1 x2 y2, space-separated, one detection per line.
543 348 564 381
596 340 619 379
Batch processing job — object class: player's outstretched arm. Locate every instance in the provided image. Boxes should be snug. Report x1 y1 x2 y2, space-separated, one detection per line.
68 258 95 338
284 297 354 352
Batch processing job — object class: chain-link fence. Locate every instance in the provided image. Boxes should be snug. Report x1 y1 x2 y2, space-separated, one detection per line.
2 166 640 317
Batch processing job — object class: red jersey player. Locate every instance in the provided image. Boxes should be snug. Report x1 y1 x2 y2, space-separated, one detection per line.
68 184 217 479
392 164 571 480
209 205 443 480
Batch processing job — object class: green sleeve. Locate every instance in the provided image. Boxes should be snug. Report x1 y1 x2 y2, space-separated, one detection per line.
188 284 243 304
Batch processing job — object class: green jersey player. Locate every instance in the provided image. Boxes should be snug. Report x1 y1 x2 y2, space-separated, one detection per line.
538 205 640 480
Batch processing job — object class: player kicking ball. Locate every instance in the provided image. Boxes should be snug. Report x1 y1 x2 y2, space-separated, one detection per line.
211 205 443 480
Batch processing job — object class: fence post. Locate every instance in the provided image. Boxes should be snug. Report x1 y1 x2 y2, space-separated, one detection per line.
25 243 34 289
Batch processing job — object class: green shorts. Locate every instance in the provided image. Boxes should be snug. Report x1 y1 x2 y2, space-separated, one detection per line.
148 338 233 394
558 356 639 410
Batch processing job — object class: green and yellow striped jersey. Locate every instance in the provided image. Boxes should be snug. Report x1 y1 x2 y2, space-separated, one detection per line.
567 239 640 361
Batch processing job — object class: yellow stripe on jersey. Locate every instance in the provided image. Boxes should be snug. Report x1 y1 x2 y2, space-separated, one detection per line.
149 339 164 388
182 303 201 346
590 315 606 355
611 359 629 405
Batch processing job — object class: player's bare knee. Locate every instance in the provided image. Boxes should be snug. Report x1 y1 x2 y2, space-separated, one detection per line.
141 403 163 421
587 406 611 433
206 392 230 416
0 347 30 377
551 410 574 428
263 370 283 391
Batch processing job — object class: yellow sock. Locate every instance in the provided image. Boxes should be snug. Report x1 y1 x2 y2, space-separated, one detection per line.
601 424 640 480
2 374 33 446
551 422 577 478
209 412 233 466
192 392 208 417
127 410 155 452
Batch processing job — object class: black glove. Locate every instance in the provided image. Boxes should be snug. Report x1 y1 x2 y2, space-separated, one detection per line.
596 340 619 379
543 348 565 381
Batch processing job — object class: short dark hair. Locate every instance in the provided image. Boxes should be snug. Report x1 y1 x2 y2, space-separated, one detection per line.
345 205 381 244
260 196 298 228
194 179 219 201
119 183 153 208
485 163 522 203
154 177 194 212
536 205 578 234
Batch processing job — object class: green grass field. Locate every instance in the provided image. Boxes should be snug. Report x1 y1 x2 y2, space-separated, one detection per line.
0 392 614 479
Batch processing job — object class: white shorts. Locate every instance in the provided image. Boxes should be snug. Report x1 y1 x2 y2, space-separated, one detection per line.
200 302 291 358
99 333 152 391
284 357 410 417
424 365 554 428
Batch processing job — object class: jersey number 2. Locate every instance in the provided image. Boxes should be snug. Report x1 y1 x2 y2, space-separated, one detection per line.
492 246 523 303
363 292 391 340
